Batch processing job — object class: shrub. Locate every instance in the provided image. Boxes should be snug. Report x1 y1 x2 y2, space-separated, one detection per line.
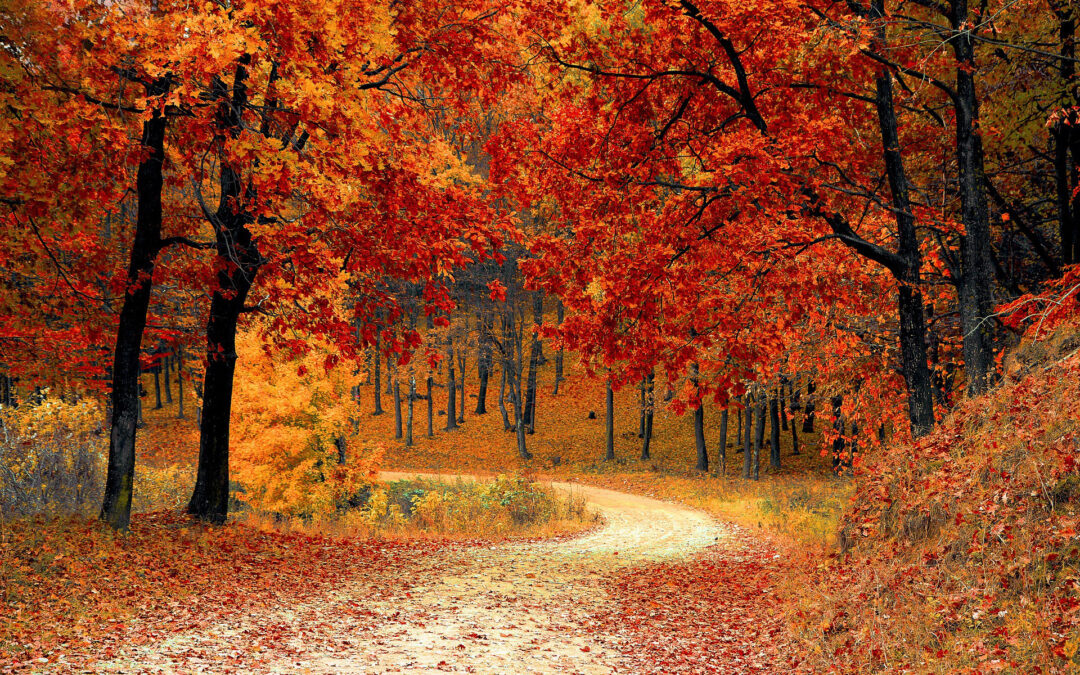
0 396 105 517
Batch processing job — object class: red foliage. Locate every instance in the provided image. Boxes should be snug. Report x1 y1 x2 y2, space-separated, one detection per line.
596 528 797 673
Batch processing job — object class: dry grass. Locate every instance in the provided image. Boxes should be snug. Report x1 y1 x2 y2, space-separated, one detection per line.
789 327 1080 673
238 475 598 541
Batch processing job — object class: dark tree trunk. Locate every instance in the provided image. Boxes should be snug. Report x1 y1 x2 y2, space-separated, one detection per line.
476 313 492 414
427 375 434 438
1055 8 1080 266
163 354 172 404
373 334 384 416
101 90 168 531
498 364 512 431
641 370 654 461
870 51 936 436
523 293 542 433
445 336 458 431
188 60 264 525
779 384 787 431
405 374 414 447
769 395 781 470
386 353 393 396
393 372 403 439
803 381 815 433
638 377 646 439
951 0 997 396
456 332 466 425
176 346 185 420
753 396 766 481
692 364 708 472
153 366 162 409
831 395 847 474
605 378 615 462
717 408 729 476
553 300 565 395
742 396 753 479
791 413 800 456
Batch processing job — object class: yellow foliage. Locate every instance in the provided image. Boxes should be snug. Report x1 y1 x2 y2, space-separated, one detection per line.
0 395 104 517
230 332 383 517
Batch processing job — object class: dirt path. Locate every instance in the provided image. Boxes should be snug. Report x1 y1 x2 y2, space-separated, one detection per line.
89 475 730 674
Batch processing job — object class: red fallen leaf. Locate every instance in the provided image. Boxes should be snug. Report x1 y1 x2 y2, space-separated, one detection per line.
581 646 591 652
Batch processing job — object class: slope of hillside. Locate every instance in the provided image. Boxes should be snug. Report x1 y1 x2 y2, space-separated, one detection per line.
793 329 1080 672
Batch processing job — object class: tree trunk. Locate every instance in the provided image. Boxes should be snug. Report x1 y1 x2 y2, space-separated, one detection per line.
445 336 458 431
641 370 654 461
405 373 414 447
692 364 707 472
393 371 403 440
791 413 800 456
188 64 265 524
456 332 466 425
778 384 787 431
498 364 512 431
753 395 766 480
605 378 615 462
163 354 172 404
553 300 565 395
153 366 162 409
951 0 997 396
803 381 815 433
870 50 936 436
101 92 168 531
638 377 646 439
1056 9 1080 266
742 396 753 479
476 313 491 414
717 408 728 476
769 395 781 470
176 346 185 420
427 375 434 438
523 293 542 433
373 333 384 416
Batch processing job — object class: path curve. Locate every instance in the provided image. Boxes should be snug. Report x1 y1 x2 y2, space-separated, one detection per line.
92 473 728 674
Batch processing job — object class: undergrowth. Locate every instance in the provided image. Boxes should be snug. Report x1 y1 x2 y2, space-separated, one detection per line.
240 475 597 540
792 327 1080 673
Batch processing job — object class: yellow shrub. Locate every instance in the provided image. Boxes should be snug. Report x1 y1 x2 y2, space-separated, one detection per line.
0 395 105 517
230 333 383 518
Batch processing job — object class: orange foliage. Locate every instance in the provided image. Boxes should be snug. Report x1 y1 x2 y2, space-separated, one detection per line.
230 332 382 517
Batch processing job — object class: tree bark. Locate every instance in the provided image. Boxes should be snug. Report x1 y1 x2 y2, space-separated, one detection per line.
553 300 565 395
951 0 998 396
523 293 542 433
742 395 753 479
163 354 172 404
188 60 265 525
426 374 434 438
769 395 781 470
498 364 512 431
641 370 654 461
802 381 815 433
475 312 492 414
373 333 384 416
393 370 403 439
717 408 728 476
405 373 414 447
445 336 458 431
101 90 168 530
605 377 615 462
753 395 766 480
692 364 708 472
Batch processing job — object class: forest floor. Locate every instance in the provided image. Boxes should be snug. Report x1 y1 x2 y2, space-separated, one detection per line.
65 478 790 674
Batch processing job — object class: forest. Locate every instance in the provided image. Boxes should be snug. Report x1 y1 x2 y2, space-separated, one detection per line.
2 0 1080 672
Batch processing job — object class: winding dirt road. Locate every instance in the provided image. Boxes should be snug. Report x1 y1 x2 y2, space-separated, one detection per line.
91 475 731 674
